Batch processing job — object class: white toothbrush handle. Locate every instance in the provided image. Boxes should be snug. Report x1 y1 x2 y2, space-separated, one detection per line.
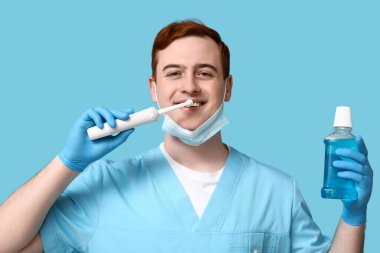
87 107 159 140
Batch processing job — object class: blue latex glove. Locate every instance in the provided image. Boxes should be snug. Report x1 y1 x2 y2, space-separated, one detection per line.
59 106 135 172
333 135 373 226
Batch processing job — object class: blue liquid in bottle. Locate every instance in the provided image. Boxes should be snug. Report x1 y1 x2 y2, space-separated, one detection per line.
321 129 358 200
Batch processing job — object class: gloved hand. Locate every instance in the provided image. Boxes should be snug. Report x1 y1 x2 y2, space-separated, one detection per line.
59 106 135 172
333 135 373 226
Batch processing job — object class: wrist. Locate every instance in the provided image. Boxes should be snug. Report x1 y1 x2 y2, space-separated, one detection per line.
58 152 87 172
341 207 367 226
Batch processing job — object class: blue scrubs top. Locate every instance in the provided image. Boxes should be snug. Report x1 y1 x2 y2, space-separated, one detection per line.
41 146 331 252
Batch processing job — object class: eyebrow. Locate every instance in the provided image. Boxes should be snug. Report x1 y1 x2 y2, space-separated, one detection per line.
194 63 218 73
162 63 218 73
162 64 185 72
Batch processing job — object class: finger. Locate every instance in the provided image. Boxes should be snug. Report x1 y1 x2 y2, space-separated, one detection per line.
77 110 98 129
78 120 96 129
356 135 368 157
108 128 135 150
109 109 134 120
87 109 105 129
337 171 363 183
333 160 364 174
94 106 116 128
335 148 367 164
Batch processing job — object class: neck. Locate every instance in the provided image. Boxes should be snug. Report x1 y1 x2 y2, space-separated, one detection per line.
163 132 229 173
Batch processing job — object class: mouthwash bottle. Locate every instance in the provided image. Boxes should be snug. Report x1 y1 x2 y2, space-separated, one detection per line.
321 106 358 200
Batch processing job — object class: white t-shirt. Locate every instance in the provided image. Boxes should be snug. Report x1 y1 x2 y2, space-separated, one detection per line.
159 143 226 218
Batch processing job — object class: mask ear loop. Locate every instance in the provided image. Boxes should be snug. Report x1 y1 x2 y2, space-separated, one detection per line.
221 79 228 106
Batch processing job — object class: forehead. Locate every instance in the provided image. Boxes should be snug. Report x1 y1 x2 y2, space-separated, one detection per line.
156 36 222 69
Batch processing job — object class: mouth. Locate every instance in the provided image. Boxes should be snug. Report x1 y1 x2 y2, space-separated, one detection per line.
174 99 206 109
185 102 204 108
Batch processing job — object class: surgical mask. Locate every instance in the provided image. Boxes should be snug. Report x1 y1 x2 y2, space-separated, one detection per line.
162 103 229 146
155 81 229 146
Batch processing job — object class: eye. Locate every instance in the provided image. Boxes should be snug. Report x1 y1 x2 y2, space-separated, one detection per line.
197 71 214 79
166 71 181 77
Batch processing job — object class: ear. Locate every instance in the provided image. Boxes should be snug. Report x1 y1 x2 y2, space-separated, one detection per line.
224 75 233 102
148 76 157 103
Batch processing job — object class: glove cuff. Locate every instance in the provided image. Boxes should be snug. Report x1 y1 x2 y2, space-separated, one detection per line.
341 207 367 226
58 152 86 172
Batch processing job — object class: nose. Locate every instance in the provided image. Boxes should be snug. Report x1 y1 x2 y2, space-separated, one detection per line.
181 76 200 95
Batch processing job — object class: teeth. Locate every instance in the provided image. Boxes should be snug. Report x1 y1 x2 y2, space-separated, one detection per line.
185 102 202 108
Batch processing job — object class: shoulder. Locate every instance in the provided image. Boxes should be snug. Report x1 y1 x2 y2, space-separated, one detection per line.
250 157 294 185
233 147 294 182
232 147 296 195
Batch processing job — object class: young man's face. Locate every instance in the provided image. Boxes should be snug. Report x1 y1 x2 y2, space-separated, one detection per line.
149 36 232 131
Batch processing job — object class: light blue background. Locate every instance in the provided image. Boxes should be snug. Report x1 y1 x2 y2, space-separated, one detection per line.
1 0 378 251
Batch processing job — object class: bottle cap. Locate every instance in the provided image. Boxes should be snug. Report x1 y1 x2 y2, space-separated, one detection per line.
333 106 352 128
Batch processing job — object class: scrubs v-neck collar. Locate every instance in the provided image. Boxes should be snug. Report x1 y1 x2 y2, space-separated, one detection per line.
144 145 247 232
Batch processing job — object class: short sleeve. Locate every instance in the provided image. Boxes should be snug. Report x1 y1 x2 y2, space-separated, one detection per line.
40 161 104 253
290 178 332 252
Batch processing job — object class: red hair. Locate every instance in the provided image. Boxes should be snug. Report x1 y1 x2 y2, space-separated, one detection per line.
151 20 230 79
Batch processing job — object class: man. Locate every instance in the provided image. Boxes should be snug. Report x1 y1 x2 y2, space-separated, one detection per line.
0 20 373 252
